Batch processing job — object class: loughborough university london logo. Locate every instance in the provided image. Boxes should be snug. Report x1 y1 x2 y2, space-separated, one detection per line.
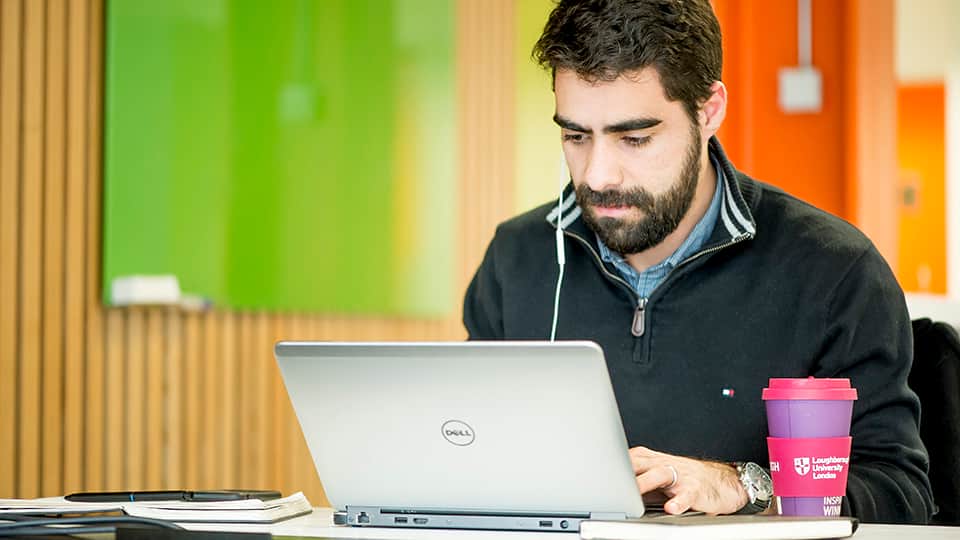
794 457 811 476
441 420 475 446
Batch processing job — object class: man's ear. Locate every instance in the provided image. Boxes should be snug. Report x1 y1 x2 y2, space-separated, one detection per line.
699 81 727 136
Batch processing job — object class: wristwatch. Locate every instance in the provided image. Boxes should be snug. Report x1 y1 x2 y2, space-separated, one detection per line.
734 462 773 514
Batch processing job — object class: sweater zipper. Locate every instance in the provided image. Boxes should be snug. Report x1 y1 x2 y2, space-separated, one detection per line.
564 232 654 338
563 230 754 336
631 298 647 337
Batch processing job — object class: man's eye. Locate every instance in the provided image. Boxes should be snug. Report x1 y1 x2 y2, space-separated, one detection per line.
623 136 650 147
563 133 586 144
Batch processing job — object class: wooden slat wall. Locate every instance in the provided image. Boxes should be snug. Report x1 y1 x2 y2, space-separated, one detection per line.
60 0 85 483
0 0 24 500
82 0 105 493
0 0 516 503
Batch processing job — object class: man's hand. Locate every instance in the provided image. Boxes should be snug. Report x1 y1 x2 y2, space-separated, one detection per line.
629 446 749 515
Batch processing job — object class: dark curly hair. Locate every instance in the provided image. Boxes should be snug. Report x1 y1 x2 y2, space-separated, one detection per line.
533 0 722 122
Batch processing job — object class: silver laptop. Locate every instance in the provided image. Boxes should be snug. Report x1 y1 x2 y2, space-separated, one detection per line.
274 341 645 532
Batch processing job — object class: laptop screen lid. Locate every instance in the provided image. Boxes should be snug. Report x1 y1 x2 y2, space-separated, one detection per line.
274 341 645 529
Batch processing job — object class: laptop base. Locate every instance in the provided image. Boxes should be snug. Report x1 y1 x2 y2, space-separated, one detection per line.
345 506 628 532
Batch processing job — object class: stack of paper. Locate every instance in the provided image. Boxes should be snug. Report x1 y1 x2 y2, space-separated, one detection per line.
0 492 312 525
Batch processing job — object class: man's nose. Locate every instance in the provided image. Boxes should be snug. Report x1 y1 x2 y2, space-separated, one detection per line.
582 141 622 192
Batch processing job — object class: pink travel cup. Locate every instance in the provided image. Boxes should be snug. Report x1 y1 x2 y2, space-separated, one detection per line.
762 378 858 516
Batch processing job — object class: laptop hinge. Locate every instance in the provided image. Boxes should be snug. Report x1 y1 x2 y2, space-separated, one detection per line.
588 512 627 521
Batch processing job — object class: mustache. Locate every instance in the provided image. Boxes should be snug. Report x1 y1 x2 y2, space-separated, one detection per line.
575 184 655 212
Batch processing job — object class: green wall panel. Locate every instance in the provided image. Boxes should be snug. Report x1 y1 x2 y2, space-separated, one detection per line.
103 0 456 315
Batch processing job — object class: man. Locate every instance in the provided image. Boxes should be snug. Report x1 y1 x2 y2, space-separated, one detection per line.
463 0 933 524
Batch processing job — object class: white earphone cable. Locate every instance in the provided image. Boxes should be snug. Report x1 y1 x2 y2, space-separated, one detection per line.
550 155 568 341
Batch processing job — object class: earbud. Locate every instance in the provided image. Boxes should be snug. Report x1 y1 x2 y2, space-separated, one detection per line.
555 224 566 265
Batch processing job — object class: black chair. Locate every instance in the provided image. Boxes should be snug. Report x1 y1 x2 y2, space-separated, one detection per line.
909 318 960 525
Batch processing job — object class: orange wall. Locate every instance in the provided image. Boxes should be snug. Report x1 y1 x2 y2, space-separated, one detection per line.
713 0 848 219
897 84 947 293
712 0 899 267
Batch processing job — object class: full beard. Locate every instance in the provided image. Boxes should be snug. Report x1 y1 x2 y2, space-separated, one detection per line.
576 128 703 255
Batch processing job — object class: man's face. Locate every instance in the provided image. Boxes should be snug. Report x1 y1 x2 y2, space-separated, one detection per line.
554 68 704 255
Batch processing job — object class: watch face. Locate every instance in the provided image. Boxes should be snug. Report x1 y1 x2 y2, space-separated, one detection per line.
743 462 773 500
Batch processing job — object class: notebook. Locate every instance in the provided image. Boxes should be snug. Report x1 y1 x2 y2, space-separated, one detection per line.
579 515 858 540
274 340 645 531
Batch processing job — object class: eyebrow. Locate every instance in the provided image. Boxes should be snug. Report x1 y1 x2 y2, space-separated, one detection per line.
553 114 662 134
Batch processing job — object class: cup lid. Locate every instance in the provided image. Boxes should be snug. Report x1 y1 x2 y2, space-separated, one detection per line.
761 377 858 401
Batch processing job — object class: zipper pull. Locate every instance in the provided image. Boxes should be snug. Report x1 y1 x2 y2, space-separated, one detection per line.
631 298 647 337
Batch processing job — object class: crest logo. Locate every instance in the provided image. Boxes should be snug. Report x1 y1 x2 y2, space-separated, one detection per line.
794 457 811 476
441 420 475 446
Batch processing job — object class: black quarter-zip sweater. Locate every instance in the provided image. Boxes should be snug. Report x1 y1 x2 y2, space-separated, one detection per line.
463 138 934 524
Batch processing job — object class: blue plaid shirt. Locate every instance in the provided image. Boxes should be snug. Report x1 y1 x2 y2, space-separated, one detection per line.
597 159 725 299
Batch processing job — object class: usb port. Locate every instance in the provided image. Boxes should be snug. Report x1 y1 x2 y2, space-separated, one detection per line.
413 518 428 524
539 521 553 527
394 517 408 524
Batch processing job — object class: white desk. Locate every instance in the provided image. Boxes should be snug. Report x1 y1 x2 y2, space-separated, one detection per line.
244 508 960 539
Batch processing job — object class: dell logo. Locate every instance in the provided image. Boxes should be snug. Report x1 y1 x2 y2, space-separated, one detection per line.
441 420 475 446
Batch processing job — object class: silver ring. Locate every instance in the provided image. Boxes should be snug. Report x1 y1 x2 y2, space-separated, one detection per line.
665 465 679 489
